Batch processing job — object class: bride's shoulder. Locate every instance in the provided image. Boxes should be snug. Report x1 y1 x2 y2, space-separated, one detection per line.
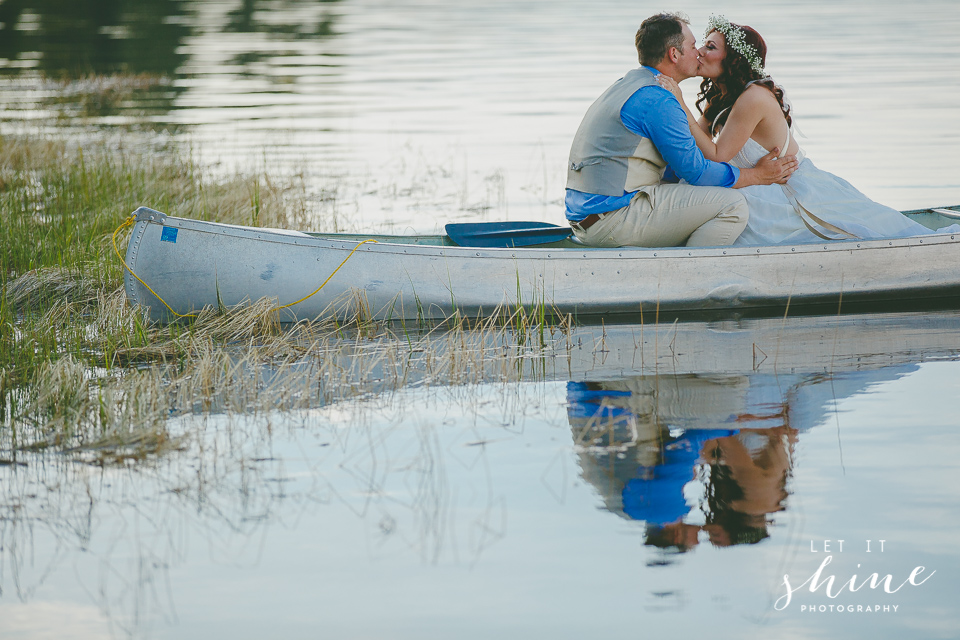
739 83 778 103
734 84 782 113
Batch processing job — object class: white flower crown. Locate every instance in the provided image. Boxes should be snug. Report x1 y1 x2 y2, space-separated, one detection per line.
705 15 765 75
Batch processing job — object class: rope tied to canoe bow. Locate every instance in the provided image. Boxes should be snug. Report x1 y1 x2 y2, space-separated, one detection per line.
112 215 378 318
112 215 196 318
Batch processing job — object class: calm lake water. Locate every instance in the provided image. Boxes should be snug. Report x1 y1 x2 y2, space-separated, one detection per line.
3 1 960 638
1 0 959 228
3 313 960 638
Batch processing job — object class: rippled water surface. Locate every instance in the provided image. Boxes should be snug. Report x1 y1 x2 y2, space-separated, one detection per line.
2 1 960 637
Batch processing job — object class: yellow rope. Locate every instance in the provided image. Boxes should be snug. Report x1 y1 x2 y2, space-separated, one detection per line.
112 215 197 318
112 216 378 317
276 238 378 310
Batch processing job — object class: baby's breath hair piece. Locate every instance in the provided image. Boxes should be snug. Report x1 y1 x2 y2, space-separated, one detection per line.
706 15 765 75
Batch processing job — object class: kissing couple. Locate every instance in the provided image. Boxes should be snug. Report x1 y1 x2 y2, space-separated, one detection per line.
565 12 956 248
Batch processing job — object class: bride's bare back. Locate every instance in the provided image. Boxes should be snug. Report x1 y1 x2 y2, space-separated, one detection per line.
703 83 800 161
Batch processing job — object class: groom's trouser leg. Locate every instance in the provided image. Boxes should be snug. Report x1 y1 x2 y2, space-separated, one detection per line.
573 184 748 247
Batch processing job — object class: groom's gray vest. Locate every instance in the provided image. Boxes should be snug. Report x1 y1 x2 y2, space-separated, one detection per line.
566 67 667 197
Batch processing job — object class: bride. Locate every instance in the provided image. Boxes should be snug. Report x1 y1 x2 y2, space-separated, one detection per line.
657 15 955 245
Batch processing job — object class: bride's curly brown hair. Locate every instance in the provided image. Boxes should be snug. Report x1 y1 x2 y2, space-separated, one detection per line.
696 24 791 135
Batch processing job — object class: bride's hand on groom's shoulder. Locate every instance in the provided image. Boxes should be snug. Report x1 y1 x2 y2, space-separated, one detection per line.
656 75 682 100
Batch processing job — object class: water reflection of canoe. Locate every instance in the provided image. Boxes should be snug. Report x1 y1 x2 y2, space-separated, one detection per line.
123 206 960 322
564 313 960 542
563 311 960 380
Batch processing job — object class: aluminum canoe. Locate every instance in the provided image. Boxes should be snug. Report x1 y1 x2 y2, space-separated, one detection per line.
122 206 960 322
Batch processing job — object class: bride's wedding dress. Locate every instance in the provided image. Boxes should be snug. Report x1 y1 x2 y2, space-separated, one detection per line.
729 133 956 246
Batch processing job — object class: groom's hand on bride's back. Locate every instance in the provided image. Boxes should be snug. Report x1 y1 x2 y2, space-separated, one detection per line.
755 148 798 184
735 148 798 188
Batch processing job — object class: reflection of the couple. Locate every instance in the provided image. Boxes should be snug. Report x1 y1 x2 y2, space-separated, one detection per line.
566 365 909 553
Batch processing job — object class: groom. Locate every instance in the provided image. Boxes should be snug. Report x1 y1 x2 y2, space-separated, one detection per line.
565 12 797 247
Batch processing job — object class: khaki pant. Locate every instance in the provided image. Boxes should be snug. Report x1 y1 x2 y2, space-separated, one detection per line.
573 183 748 247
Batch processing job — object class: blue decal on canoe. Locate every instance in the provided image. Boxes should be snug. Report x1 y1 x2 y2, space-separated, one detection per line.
160 226 178 243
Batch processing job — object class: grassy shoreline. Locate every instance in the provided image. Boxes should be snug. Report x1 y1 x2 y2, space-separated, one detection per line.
0 133 298 460
0 133 570 462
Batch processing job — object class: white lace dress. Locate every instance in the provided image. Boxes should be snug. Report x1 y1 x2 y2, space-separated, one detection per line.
730 135 956 246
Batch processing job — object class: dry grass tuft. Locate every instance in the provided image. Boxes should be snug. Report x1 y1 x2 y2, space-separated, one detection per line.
6 267 105 310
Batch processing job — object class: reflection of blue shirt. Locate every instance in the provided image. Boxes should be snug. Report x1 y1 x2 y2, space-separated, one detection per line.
567 381 739 526
622 429 737 525
565 67 740 222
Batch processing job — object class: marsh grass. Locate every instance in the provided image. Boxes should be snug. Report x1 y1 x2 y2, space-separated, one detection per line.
0 134 312 284
0 130 317 426
4 287 571 461
1 133 571 462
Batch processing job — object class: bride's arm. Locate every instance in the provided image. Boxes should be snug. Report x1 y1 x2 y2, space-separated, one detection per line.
657 77 765 162
696 116 711 137
711 88 768 162
656 75 723 160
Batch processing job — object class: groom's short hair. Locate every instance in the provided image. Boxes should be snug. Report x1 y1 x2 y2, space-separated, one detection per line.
636 12 689 66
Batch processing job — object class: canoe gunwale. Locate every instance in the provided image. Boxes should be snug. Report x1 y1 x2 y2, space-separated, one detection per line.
135 207 960 260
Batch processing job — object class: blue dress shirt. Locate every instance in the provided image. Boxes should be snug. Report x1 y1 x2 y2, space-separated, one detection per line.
566 67 740 222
